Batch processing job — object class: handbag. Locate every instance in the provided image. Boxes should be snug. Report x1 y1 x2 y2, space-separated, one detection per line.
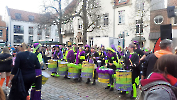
9 68 27 100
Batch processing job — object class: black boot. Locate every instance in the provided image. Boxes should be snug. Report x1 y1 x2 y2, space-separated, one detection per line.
86 78 90 84
92 80 96 85
130 90 136 99
105 86 110 89
110 87 114 91
119 91 126 95
64 75 70 79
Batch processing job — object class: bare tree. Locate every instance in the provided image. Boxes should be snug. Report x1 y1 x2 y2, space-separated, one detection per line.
38 0 104 45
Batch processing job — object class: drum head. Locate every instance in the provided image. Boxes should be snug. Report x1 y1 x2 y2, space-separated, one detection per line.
60 62 68 64
42 71 50 78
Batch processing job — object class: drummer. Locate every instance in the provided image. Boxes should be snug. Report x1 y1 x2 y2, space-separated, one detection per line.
105 47 118 91
98 47 107 67
64 45 75 79
120 43 139 99
51 46 63 77
86 47 99 85
75 47 85 82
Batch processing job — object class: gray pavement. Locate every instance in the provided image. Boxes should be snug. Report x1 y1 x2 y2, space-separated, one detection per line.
1 70 142 100
41 70 142 100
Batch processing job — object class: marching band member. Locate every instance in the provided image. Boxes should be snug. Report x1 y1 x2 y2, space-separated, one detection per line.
31 43 43 100
85 45 91 62
105 48 118 91
64 45 75 79
86 48 99 85
121 43 139 99
51 46 63 77
73 43 78 59
75 47 85 82
98 48 106 67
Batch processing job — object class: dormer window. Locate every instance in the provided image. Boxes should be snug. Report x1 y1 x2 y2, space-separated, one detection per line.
119 0 127 3
15 13 21 20
29 16 34 21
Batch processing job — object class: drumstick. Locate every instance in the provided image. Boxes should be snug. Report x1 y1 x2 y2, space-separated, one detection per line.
129 59 133 67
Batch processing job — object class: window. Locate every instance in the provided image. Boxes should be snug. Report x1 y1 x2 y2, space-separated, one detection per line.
14 35 24 43
119 0 127 3
118 10 125 24
154 15 164 24
29 16 34 21
96 15 100 27
78 19 82 30
29 27 33 34
29 36 33 43
55 30 59 37
15 13 21 20
14 25 24 33
174 17 177 24
45 27 50 36
135 0 144 12
136 20 143 34
104 14 109 26
37 35 42 40
38 28 42 35
0 30 2 37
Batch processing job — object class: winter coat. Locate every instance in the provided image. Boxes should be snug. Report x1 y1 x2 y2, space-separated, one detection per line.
143 50 172 78
0 53 12 72
141 73 177 100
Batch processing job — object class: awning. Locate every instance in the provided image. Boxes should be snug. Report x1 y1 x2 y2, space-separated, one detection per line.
131 36 146 42
149 32 160 40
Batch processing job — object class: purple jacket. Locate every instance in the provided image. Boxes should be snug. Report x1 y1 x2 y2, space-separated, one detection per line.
76 51 85 64
67 49 75 63
53 50 63 60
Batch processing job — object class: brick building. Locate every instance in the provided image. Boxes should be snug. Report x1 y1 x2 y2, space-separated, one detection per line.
149 0 177 49
0 15 6 42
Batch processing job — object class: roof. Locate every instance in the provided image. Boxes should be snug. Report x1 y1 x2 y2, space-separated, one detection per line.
6 7 41 23
114 0 130 6
64 0 78 15
131 36 146 42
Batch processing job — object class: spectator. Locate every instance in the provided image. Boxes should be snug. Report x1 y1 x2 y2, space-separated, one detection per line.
140 54 177 100
142 39 173 79
0 47 12 87
8 42 41 100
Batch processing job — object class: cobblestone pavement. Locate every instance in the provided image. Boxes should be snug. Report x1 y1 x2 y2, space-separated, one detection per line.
1 70 142 100
41 70 142 100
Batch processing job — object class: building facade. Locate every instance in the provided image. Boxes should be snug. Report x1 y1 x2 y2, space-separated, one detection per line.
149 0 177 49
0 16 6 42
114 0 150 49
4 7 60 46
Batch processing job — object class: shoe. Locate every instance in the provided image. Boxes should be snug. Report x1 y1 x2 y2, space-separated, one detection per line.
86 79 90 84
119 91 126 95
74 78 78 82
92 80 96 85
105 86 110 89
130 96 136 99
78 78 82 82
110 87 114 91
55 74 60 77
51 73 55 77
64 76 69 79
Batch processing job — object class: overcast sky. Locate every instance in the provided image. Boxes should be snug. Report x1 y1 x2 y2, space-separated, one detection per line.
0 0 72 19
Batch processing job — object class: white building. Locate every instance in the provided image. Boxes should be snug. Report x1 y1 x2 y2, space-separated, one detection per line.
62 0 114 47
114 0 150 48
4 6 60 46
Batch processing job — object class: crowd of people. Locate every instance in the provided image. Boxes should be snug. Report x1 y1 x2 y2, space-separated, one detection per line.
0 39 176 100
